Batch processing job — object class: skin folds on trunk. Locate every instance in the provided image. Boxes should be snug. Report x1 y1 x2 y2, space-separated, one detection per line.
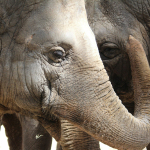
51 36 150 150
58 120 100 150
126 36 150 120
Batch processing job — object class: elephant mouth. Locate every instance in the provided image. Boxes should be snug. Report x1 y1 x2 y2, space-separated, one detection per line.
113 80 134 103
117 91 134 103
103 60 133 103
38 81 61 141
40 80 52 110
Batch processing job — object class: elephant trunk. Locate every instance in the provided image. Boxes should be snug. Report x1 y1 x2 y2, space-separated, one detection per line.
127 36 150 120
54 36 150 150
82 36 150 149
59 119 100 150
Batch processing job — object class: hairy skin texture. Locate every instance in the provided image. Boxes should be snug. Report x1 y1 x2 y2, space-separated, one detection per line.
0 0 150 150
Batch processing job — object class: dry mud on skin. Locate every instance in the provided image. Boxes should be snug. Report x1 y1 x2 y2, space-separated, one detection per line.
0 126 147 150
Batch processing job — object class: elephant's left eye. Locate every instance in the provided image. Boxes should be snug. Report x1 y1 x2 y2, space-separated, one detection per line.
53 50 64 59
45 46 66 63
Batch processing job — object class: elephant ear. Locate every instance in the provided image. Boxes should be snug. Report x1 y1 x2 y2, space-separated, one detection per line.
122 0 150 29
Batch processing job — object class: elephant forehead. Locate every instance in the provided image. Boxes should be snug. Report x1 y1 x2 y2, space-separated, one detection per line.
1 0 87 45
86 0 139 37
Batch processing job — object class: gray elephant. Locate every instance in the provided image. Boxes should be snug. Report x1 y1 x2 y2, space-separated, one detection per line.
86 0 150 105
85 0 150 149
58 0 150 149
0 0 150 150
0 0 102 149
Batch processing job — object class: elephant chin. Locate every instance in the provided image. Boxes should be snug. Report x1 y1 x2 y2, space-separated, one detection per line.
112 73 134 103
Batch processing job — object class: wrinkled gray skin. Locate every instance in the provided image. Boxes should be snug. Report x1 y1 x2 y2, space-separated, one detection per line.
5 0 150 149
56 119 100 150
0 0 150 150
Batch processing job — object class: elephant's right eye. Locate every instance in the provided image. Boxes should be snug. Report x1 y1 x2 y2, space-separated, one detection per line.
103 47 120 58
98 42 120 59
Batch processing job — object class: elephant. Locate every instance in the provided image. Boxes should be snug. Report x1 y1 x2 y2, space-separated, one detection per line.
0 0 101 149
57 0 150 149
58 0 150 148
85 0 150 108
85 0 150 149
0 0 150 150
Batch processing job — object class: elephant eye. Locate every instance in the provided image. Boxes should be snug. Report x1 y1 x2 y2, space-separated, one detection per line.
53 50 64 59
99 43 120 59
103 47 120 58
45 46 65 63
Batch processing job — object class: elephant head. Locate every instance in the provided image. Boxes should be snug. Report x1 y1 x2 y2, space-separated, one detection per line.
86 0 150 105
0 0 100 115
0 0 150 150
